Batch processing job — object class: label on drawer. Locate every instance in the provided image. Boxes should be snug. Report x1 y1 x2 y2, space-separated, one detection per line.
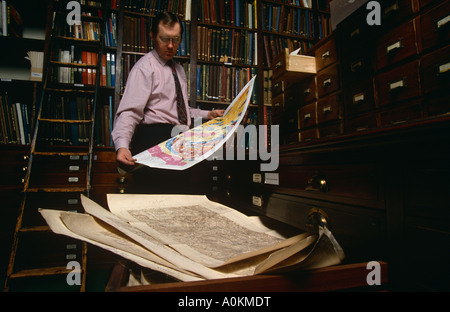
264 173 279 185
69 165 80 172
252 196 262 207
253 173 262 183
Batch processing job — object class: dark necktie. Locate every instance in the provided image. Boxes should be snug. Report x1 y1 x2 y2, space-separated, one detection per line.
168 60 188 125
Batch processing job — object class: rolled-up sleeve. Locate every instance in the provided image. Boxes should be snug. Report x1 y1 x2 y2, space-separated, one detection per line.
111 66 152 150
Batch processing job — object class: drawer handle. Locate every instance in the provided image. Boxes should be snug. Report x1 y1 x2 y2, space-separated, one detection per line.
306 208 329 233
303 88 311 95
353 92 365 105
350 60 363 72
438 61 450 75
275 61 282 69
304 113 311 121
436 14 450 30
350 28 360 38
388 79 406 92
305 171 329 192
384 1 399 16
321 50 330 60
323 78 332 88
322 105 332 115
117 176 127 183
386 40 402 54
117 187 126 194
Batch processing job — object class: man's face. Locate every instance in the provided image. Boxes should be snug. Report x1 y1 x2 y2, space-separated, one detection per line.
152 22 181 61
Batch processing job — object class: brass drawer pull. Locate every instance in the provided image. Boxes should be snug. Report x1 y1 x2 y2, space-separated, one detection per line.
117 176 127 183
305 171 328 192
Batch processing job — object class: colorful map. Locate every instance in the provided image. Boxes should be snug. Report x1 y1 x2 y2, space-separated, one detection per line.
133 76 256 170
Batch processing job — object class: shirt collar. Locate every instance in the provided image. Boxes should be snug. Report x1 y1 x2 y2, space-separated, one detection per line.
151 49 174 67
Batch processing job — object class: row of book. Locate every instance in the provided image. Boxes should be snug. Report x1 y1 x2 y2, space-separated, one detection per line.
40 94 92 146
0 93 32 145
197 26 257 65
122 15 190 56
197 0 257 29
263 4 316 37
56 19 102 41
196 64 257 105
52 48 116 87
105 13 117 47
120 0 190 19
272 1 312 8
38 93 114 147
0 0 22 37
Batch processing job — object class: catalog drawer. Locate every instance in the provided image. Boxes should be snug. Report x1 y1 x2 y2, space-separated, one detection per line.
272 80 284 97
420 0 450 51
29 171 86 188
379 98 422 126
317 92 343 124
346 112 378 133
300 127 318 143
376 18 421 70
298 77 316 104
298 102 317 129
376 60 421 106
337 4 373 47
284 84 301 111
31 154 88 175
381 0 419 27
14 231 82 271
91 172 133 186
424 92 450 117
341 49 375 82
263 163 383 207
345 79 376 115
315 37 338 72
317 63 340 98
420 45 450 95
22 192 84 227
263 194 386 258
318 121 344 139
271 93 284 116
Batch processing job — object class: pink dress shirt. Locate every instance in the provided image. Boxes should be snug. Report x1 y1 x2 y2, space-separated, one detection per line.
111 49 209 151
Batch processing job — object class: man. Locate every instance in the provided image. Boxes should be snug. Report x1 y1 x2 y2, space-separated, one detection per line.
111 12 224 170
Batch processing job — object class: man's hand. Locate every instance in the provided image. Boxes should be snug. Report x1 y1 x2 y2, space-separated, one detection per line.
207 109 225 119
116 147 136 167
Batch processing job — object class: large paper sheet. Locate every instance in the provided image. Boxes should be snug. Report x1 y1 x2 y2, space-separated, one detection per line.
133 76 256 170
39 193 345 282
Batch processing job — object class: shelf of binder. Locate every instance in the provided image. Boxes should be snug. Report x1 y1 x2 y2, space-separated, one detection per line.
272 48 316 82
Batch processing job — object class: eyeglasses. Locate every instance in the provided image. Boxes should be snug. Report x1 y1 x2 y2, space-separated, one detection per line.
158 36 181 44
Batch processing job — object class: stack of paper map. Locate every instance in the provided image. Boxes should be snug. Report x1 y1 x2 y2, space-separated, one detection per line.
40 193 345 282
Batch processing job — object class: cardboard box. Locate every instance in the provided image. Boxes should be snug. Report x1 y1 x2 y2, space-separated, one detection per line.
30 66 43 81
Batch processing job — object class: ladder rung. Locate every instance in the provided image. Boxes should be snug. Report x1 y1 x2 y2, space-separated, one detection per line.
10 266 81 279
33 151 90 157
19 226 51 232
38 118 93 124
54 35 101 44
26 187 87 193
44 87 95 93
49 61 97 69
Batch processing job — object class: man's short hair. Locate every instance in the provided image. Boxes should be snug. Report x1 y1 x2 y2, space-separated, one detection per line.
151 12 183 36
